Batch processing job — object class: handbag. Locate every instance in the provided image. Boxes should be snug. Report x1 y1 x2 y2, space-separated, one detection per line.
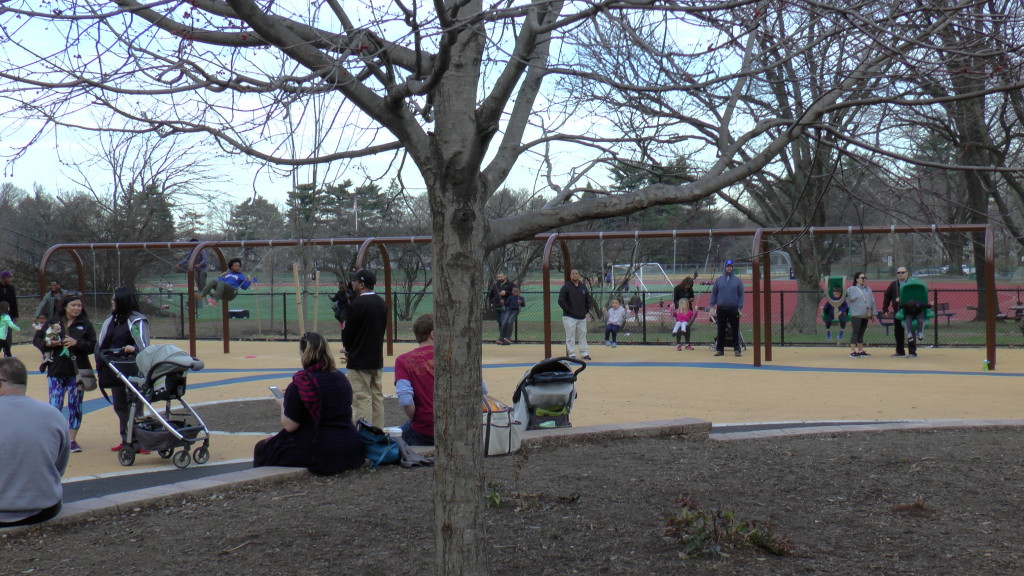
76 367 98 392
357 418 400 470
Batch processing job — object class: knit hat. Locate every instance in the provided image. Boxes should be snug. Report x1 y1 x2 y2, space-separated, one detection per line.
0 270 11 279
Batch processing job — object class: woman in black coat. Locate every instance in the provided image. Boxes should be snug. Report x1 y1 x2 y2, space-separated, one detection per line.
254 332 364 474
33 294 96 454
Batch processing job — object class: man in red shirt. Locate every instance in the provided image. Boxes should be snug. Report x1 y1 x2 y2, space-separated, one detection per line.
395 314 437 445
395 313 489 446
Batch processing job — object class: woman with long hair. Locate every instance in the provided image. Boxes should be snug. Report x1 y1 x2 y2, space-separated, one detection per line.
95 287 151 452
845 272 876 358
33 294 97 453
254 331 364 474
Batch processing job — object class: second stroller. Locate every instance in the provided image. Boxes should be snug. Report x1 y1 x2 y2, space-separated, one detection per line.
100 344 211 468
511 357 586 433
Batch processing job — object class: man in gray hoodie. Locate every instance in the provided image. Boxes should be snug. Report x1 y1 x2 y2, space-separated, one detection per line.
709 260 744 357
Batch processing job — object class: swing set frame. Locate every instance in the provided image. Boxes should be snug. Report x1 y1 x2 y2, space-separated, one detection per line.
36 224 999 368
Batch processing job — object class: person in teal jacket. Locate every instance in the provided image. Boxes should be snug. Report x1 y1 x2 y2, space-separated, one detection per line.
0 301 19 358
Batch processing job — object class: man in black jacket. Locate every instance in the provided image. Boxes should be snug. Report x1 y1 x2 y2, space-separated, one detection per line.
558 269 597 360
342 268 388 427
882 267 909 357
487 272 515 345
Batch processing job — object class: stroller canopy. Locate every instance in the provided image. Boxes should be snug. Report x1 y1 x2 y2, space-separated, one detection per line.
136 344 205 381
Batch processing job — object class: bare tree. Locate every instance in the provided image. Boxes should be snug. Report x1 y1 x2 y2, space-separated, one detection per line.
3 1 1024 573
59 131 224 289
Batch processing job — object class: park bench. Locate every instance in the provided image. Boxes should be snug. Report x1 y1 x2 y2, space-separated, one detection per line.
876 311 895 336
934 302 955 326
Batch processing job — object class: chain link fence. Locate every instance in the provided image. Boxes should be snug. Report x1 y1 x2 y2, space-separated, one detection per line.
14 286 1024 348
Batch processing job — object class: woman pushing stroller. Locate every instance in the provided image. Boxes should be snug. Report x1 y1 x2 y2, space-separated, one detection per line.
96 288 151 452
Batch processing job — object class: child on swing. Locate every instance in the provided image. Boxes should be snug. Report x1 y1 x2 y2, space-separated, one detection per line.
196 257 253 306
604 298 626 348
822 286 849 342
672 298 696 351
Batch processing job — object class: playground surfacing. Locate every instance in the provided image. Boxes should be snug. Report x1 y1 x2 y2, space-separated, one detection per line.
7 338 1024 575
20 338 1024 481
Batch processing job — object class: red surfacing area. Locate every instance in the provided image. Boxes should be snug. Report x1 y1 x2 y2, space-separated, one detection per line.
626 278 1019 325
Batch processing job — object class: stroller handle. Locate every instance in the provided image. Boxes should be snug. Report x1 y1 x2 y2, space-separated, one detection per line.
97 348 137 364
545 356 587 376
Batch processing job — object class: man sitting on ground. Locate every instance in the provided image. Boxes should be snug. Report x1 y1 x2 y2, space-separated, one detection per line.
395 314 486 446
0 357 70 527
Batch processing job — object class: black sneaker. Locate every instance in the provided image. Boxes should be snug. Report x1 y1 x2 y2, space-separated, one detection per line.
714 351 725 356
734 351 742 357
859 351 871 357
908 353 917 358
582 355 592 361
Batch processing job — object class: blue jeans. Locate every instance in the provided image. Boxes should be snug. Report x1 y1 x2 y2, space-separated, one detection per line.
499 309 519 341
401 421 434 446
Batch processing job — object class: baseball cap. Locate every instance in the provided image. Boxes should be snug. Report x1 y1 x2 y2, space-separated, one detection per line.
724 260 734 266
353 268 376 287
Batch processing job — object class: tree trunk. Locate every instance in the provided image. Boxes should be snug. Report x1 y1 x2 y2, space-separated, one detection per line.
430 183 488 575
784 237 831 334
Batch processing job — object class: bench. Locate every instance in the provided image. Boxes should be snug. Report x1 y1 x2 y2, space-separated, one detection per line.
934 302 955 326
969 305 1021 321
876 311 894 336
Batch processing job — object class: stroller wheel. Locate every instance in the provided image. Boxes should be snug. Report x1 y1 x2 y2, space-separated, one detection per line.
118 446 136 466
192 446 210 465
158 449 173 459
172 450 192 469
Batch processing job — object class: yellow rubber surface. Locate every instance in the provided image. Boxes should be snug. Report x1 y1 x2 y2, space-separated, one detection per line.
18 340 1022 480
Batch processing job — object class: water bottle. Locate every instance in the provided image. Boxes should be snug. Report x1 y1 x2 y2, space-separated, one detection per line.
983 360 990 371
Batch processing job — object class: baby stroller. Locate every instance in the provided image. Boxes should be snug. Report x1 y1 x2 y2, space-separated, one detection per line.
708 313 747 351
512 357 586 433
99 344 211 468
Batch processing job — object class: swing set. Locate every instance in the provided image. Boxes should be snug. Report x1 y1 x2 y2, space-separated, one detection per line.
37 224 999 368
37 237 432 357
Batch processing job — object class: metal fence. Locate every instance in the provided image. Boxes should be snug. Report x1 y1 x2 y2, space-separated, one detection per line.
14 287 1024 348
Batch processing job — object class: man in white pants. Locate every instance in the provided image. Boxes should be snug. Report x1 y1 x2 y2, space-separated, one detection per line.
558 269 597 360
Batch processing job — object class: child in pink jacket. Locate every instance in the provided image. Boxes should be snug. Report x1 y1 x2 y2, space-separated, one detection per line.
672 298 696 351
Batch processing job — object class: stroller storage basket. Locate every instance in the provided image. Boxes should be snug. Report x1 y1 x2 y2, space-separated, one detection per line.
134 418 204 452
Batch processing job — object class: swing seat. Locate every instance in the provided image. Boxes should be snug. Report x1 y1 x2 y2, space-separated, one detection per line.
821 309 849 323
894 308 935 331
894 278 933 331
821 276 848 323
228 309 250 319
823 276 847 306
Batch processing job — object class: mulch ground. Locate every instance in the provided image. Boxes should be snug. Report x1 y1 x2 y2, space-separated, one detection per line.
3 425 1023 575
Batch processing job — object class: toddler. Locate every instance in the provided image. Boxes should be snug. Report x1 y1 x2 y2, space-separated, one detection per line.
672 298 696 351
604 299 626 348
0 302 19 358
822 287 849 341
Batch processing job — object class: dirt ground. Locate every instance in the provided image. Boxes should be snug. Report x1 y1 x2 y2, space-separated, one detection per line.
3 422 1023 575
